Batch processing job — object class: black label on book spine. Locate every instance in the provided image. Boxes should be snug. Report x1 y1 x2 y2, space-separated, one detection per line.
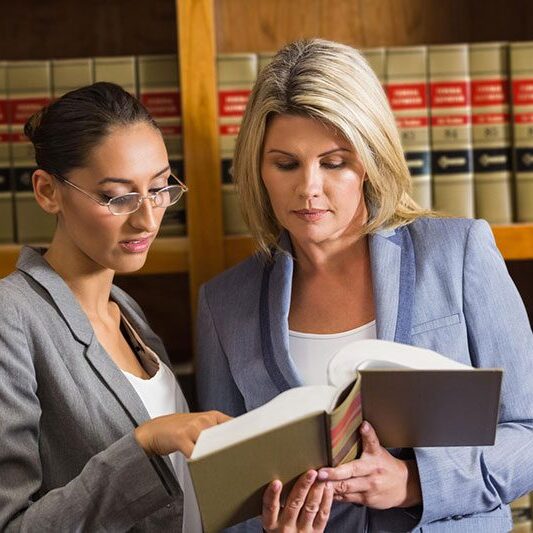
473 148 511 173
514 148 533 172
431 150 472 175
405 151 431 177
0 169 11 192
14 168 36 191
221 159 233 184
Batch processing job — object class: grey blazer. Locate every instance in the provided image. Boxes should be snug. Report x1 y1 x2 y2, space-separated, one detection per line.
196 217 533 533
0 247 192 532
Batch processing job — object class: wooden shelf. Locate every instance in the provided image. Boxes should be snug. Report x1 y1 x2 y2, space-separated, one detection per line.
1 224 531 279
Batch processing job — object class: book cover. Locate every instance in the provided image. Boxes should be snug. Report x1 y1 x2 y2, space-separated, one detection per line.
217 53 257 235
7 60 55 243
188 340 502 533
361 47 386 85
137 54 185 236
93 56 137 96
510 42 533 222
51 58 93 98
0 61 14 243
386 46 432 209
429 45 474 217
469 43 513 224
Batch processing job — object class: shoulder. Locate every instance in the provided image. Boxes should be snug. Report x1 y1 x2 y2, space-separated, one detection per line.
0 271 40 317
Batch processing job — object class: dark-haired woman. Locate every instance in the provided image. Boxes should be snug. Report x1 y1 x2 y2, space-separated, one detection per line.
0 82 333 532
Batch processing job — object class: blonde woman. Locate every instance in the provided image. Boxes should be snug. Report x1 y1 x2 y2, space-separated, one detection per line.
196 39 533 532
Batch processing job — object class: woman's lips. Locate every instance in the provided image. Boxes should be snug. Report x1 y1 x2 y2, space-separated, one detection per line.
293 209 329 221
119 236 152 253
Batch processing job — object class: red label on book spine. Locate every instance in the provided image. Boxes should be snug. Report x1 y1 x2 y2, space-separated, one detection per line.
0 100 7 123
159 125 182 135
386 83 427 110
430 81 469 108
512 80 533 104
472 113 509 125
10 98 50 124
396 117 429 128
219 90 251 117
431 115 470 126
514 113 533 124
140 92 181 117
0 133 9 142
471 79 507 106
220 124 241 136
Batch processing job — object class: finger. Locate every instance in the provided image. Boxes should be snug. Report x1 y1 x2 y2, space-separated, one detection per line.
262 480 282 531
281 470 317 526
331 476 372 497
314 482 334 530
360 421 381 455
317 459 374 481
212 410 232 424
296 481 325 529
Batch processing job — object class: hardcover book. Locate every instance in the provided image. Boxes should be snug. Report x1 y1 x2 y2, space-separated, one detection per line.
137 54 185 236
93 56 137 96
469 43 513 223
510 42 533 222
0 61 14 243
361 47 386 85
51 58 93 98
429 45 474 217
386 46 432 209
217 53 257 235
7 60 55 243
188 339 502 533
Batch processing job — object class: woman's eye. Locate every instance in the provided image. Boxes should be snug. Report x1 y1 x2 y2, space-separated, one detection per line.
275 161 298 171
321 161 345 169
99 193 113 202
149 187 165 194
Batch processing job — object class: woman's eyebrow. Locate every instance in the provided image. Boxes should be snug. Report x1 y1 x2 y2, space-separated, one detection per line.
96 165 171 185
265 148 351 157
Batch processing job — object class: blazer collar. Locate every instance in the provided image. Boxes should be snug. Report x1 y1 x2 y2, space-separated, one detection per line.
260 227 415 394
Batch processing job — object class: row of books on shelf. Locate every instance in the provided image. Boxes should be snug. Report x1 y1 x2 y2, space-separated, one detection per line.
1 43 533 244
511 493 533 532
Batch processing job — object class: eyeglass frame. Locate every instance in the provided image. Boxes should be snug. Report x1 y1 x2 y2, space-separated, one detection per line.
52 172 188 216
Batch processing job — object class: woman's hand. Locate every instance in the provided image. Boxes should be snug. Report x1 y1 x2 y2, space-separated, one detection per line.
134 411 231 458
262 470 333 532
317 421 422 509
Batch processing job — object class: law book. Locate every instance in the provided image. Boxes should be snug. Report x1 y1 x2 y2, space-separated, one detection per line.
510 42 533 222
188 339 502 533
217 53 257 235
469 43 513 224
0 61 14 243
510 493 532 532
386 46 432 209
257 52 275 74
361 47 387 84
7 60 55 243
137 54 185 236
93 56 137 96
51 58 93 98
429 44 475 217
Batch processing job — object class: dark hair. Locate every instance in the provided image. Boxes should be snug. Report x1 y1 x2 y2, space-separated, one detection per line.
24 81 160 176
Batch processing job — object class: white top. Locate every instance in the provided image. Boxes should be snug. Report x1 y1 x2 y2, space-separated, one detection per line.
289 320 377 386
120 315 202 533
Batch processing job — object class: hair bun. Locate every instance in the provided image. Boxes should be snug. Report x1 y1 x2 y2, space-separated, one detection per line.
24 107 46 142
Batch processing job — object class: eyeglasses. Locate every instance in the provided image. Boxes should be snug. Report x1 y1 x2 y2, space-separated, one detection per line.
54 173 188 216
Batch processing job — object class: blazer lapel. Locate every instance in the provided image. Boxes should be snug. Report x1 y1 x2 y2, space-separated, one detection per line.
370 226 416 344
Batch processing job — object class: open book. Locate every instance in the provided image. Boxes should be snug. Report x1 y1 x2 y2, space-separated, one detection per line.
188 339 502 532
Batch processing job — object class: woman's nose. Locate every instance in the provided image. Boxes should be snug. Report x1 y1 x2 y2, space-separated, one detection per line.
295 164 323 198
129 197 159 232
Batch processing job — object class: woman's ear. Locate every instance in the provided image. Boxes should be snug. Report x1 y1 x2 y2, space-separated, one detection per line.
33 170 61 214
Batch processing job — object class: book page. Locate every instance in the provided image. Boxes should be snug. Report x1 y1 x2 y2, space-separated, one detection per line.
327 339 471 387
191 385 337 460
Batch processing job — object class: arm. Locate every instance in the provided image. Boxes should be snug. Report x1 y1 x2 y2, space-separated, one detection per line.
412 219 533 525
195 284 246 416
0 292 177 531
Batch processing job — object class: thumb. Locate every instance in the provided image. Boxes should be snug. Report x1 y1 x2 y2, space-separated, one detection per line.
360 421 381 455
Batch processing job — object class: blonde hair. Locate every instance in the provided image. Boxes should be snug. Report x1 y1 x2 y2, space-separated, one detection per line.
233 38 431 256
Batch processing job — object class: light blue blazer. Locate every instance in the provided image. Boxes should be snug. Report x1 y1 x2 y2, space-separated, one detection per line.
196 217 533 533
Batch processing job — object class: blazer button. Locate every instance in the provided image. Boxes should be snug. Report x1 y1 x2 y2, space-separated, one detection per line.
452 515 463 520
166 503 172 509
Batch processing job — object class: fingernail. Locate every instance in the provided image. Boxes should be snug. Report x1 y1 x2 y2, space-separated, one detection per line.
317 470 328 481
306 470 316 482
325 482 332 490
271 480 281 492
361 421 369 433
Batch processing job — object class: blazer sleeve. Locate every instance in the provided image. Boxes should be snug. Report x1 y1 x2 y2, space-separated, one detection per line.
0 290 177 531
195 284 246 417
411 219 533 525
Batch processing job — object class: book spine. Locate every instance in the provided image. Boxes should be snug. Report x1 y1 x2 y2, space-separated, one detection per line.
93 56 137 96
217 53 257 235
7 60 55 243
257 52 275 74
429 45 474 217
510 42 533 222
51 58 94 98
386 46 432 209
469 43 513 224
361 47 387 85
137 54 185 236
0 61 14 243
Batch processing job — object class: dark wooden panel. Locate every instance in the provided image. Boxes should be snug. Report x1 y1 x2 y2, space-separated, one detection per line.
506 261 533 327
0 0 177 60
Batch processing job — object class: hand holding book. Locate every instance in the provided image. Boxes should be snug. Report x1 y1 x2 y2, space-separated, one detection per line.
318 421 422 509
